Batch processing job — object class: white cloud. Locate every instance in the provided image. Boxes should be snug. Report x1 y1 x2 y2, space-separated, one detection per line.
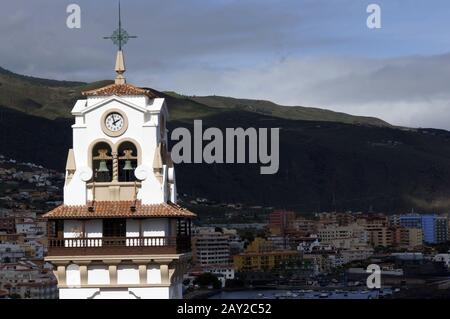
2 1 450 130
137 54 450 129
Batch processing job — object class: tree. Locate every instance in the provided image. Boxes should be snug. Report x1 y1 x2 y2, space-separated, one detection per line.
193 273 222 289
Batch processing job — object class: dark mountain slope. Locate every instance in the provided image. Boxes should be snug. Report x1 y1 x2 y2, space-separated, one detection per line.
171 111 450 213
3 104 450 213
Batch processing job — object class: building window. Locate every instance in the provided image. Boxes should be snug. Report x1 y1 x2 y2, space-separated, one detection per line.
48 220 64 238
92 142 113 182
103 219 126 237
118 142 138 182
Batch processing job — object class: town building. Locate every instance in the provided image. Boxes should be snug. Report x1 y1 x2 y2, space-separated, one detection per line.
399 227 423 249
192 227 231 266
422 215 448 244
233 238 301 272
0 261 58 299
396 214 448 244
317 223 369 249
0 217 16 233
268 210 296 236
293 217 318 235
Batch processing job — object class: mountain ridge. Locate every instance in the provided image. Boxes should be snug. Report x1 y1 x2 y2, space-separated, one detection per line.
2 67 450 214
0 66 390 127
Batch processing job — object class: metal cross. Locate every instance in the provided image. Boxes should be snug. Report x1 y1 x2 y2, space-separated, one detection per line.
103 2 137 50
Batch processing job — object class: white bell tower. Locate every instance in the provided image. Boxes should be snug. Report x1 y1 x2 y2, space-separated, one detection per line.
43 4 195 299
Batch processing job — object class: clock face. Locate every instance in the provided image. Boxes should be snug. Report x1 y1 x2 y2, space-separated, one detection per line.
105 112 124 132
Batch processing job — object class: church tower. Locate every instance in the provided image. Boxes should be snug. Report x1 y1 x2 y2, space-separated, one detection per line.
43 5 195 299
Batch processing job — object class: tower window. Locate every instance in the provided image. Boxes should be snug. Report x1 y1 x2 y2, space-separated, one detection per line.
118 142 138 182
92 142 113 182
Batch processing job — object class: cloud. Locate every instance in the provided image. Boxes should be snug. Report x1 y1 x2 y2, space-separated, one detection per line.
139 54 450 129
2 1 450 129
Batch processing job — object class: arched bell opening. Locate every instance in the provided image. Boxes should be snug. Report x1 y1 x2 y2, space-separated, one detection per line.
118 141 138 182
92 142 113 182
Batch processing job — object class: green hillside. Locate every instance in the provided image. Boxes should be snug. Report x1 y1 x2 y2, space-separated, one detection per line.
0 66 390 126
188 95 389 126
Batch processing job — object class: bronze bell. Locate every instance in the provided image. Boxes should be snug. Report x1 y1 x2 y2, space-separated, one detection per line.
97 160 109 172
123 160 133 171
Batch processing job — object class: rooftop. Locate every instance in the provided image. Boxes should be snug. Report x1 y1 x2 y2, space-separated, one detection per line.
43 200 196 219
81 83 158 98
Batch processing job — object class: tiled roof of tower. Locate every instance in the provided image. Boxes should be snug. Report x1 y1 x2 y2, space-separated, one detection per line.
43 201 196 219
82 83 159 98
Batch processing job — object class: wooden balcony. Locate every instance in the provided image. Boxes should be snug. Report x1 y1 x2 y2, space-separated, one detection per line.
47 235 191 257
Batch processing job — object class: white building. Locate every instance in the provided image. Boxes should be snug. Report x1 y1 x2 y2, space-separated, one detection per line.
340 248 374 264
43 28 196 298
318 224 369 246
433 254 450 268
192 227 231 266
188 264 235 288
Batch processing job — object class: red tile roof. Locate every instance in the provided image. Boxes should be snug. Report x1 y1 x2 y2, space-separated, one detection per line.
82 83 158 98
43 201 196 219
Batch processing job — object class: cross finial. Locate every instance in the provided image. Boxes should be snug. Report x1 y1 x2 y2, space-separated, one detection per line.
103 1 137 50
103 1 137 84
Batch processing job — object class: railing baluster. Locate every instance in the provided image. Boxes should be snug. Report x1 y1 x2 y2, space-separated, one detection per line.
48 235 191 254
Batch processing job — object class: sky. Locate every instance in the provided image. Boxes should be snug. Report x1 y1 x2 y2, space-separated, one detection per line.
2 0 450 129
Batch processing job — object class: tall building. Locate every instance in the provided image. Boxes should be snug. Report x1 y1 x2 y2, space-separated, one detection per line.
397 214 448 244
268 210 296 236
399 227 423 249
422 215 448 244
192 227 231 266
317 223 369 249
43 8 196 299
357 216 394 247
293 217 318 235
396 215 422 229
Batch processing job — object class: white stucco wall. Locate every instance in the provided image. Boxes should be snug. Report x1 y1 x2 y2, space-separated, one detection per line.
59 288 100 299
147 265 161 284
117 265 139 285
126 219 139 237
65 96 170 206
142 218 168 237
66 264 81 287
64 220 83 238
59 287 175 299
85 220 102 237
88 265 110 285
62 218 170 242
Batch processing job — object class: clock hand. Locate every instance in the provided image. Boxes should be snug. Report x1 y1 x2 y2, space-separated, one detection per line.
112 115 120 125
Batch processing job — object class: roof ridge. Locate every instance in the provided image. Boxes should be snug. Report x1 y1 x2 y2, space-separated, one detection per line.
43 201 196 219
81 83 158 98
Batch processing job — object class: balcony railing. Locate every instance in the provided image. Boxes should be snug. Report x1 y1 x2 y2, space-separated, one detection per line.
47 235 191 256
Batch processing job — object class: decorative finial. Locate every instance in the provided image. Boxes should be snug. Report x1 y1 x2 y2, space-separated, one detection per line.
103 1 137 84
